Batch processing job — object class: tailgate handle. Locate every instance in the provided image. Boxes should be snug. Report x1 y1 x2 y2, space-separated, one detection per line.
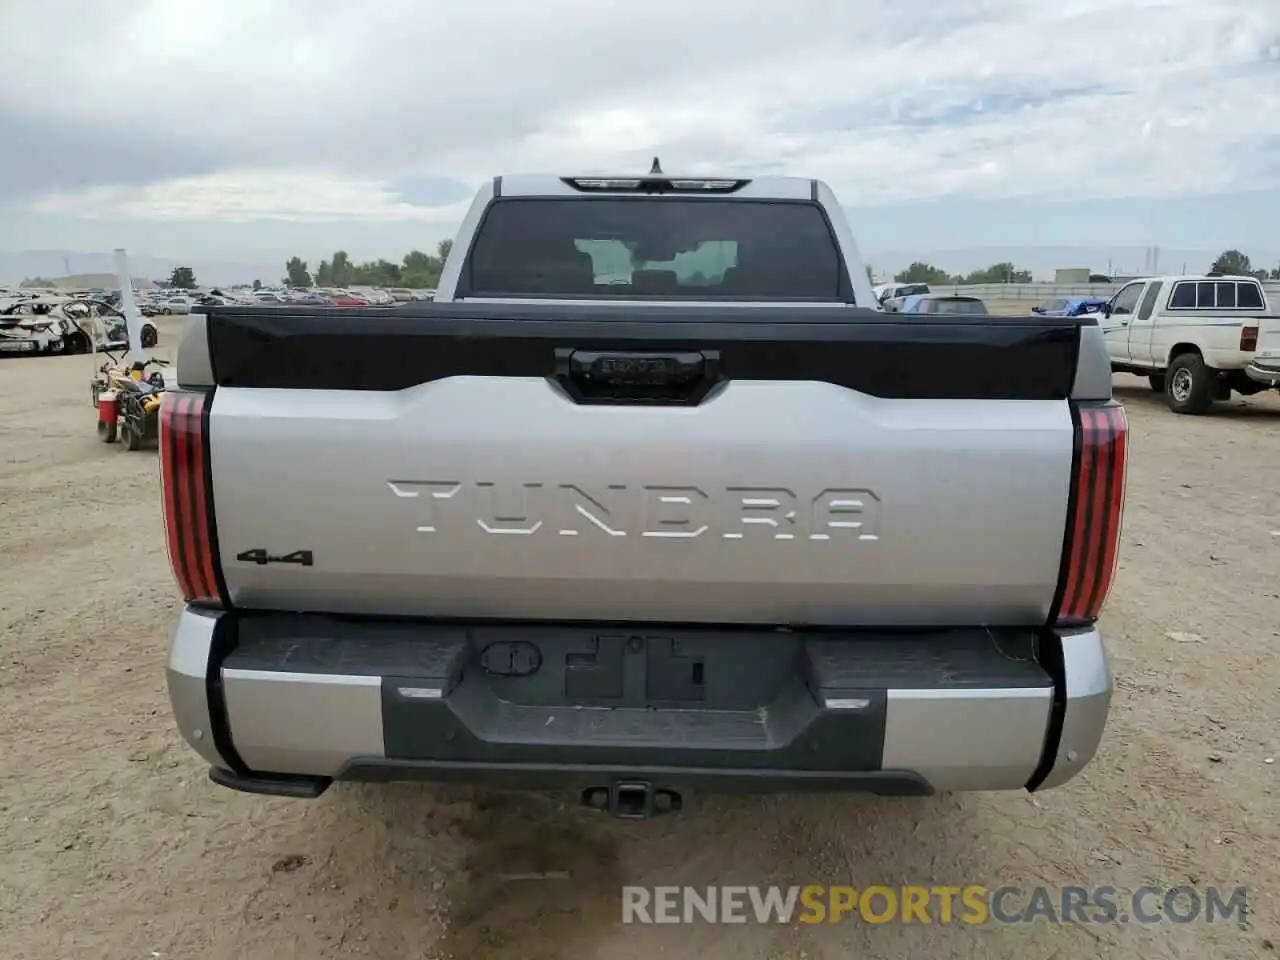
553 348 722 405
571 350 705 385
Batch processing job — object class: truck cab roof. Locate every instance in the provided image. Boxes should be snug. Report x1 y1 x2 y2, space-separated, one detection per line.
1132 273 1260 285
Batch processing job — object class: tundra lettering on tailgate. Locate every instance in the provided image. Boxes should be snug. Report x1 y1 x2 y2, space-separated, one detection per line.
387 480 880 541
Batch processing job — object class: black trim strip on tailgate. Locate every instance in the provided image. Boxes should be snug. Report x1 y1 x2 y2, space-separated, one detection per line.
199 391 233 607
205 611 251 777
1046 401 1085 625
202 303 1090 400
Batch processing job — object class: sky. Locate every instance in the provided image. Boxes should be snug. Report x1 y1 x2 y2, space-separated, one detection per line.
2 0 1279 270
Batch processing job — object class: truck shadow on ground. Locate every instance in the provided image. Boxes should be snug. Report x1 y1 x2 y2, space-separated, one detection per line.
326 784 962 960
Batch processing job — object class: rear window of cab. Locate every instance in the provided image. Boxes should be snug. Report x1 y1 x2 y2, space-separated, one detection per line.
1169 280 1265 309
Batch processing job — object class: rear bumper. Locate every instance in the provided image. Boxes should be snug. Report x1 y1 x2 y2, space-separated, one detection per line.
0 336 44 353
1245 360 1280 386
167 608 1111 799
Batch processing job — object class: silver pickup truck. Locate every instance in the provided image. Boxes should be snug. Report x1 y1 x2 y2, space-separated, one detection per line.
163 169 1127 817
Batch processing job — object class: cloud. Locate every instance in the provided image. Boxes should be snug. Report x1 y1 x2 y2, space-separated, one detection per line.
27 171 474 222
3 0 1279 224
0 111 225 201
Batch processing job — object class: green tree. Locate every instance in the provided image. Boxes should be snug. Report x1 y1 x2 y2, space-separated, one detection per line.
1210 250 1252 275
401 249 444 288
964 262 1031 284
330 251 352 286
167 266 197 289
402 249 434 272
252 279 262 291
284 257 312 287
365 259 403 285
284 244 452 291
894 262 954 285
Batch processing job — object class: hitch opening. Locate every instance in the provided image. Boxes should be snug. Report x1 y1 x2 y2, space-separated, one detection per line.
612 781 653 819
581 782 683 818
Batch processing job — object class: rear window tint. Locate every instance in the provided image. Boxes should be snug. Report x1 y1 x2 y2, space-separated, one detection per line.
1169 282 1196 308
464 198 847 300
1238 283 1265 309
1170 279 1267 309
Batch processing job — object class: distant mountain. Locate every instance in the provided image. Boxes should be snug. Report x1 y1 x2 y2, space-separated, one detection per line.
863 246 1280 281
0 251 280 287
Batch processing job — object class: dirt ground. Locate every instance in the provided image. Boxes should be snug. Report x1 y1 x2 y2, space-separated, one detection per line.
1 320 1277 960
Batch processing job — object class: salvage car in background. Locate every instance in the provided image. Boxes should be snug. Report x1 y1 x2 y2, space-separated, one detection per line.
875 282 931 312
1 298 83 354
1033 296 1110 317
898 293 988 315
0 297 157 355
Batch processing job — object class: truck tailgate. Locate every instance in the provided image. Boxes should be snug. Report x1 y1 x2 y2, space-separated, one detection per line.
1254 314 1280 359
182 305 1089 627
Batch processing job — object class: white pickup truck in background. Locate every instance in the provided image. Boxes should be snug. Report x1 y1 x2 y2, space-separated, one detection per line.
1096 273 1280 413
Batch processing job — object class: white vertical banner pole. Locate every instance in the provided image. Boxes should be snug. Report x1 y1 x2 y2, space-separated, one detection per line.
113 248 145 355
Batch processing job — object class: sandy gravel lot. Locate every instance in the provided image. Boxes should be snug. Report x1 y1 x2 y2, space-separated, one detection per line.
1 322 1277 959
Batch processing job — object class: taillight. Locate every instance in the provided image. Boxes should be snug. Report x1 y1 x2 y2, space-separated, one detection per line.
1240 326 1259 351
160 390 222 605
1053 402 1128 625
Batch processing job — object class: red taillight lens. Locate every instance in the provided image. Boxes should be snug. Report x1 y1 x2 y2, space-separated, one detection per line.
1240 326 1259 351
160 390 221 604
1054 402 1128 625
